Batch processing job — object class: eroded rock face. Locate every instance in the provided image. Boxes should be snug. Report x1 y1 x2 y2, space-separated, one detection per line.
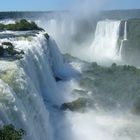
132 99 140 115
127 19 140 40
60 98 89 111
120 19 140 66
44 33 49 40
0 42 24 60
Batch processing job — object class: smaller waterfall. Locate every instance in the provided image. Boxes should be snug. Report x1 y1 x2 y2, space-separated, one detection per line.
124 21 127 41
87 20 121 63
119 20 128 58
119 40 123 58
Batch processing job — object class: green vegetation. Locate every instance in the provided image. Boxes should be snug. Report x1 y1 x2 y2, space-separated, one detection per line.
62 53 140 112
72 89 88 97
61 62 140 112
0 124 25 140
127 19 140 40
133 98 140 114
81 62 140 93
122 40 140 65
0 19 43 31
78 62 140 110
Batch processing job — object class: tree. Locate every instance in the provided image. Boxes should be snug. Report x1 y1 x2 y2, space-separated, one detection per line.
0 124 25 140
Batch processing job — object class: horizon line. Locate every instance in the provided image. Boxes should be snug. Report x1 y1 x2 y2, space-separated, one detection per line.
0 8 140 13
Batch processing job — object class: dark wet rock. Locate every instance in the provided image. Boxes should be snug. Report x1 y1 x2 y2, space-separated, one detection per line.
119 20 125 39
72 89 89 97
0 45 4 56
63 53 86 63
127 19 140 40
44 33 49 40
55 76 62 82
0 124 25 140
0 42 24 60
60 98 92 111
2 42 14 47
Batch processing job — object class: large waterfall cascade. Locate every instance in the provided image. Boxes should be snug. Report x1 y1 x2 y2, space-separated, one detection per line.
119 21 128 58
0 34 55 140
0 31 79 140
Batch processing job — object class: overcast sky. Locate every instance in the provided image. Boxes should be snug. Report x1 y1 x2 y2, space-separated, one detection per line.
0 0 140 11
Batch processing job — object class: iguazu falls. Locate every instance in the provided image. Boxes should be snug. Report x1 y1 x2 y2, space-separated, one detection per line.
1 1 140 140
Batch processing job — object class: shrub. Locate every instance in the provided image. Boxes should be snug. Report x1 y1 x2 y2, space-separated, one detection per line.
0 124 25 140
0 19 43 31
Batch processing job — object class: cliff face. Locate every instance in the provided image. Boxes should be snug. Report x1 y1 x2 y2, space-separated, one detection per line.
120 19 140 66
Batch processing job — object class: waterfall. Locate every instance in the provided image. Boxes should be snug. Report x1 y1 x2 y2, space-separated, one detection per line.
0 16 138 140
87 20 121 63
119 20 128 59
124 21 127 41
47 37 79 79
0 32 77 140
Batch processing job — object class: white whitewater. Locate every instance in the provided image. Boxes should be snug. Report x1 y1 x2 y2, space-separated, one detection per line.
0 32 78 140
124 21 127 41
87 20 121 63
0 34 55 140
